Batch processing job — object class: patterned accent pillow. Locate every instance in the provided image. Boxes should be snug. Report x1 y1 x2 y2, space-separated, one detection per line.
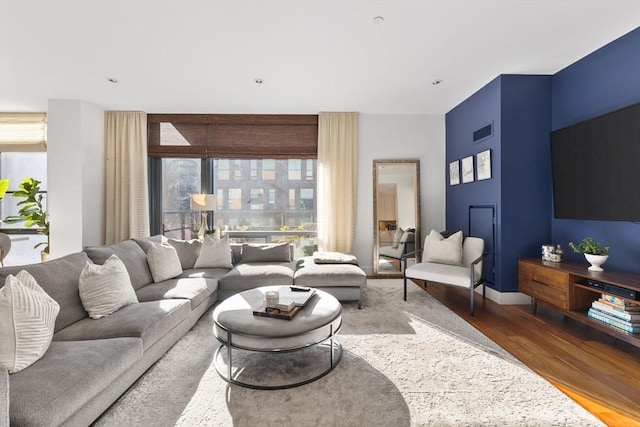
423 229 464 266
79 254 138 319
147 242 183 282
0 270 60 373
194 235 233 269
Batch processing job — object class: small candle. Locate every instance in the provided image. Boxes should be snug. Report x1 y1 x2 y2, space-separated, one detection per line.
264 291 279 308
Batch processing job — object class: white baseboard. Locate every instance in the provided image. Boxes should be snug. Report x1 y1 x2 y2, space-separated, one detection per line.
475 285 532 305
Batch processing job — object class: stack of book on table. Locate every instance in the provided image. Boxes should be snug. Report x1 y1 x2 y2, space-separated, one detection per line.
253 286 316 320
587 293 640 334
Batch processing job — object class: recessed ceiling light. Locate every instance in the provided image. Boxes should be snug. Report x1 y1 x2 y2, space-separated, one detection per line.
432 79 443 86
254 78 264 84
106 77 119 84
373 16 384 24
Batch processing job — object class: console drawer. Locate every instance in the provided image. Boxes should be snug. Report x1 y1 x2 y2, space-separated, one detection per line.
519 262 569 291
519 276 568 309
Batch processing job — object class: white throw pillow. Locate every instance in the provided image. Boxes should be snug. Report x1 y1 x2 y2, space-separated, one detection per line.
79 254 138 319
147 242 183 282
194 235 233 269
0 270 60 374
391 227 404 249
423 230 464 266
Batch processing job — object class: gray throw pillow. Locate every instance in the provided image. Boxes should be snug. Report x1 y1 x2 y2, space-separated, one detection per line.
79 254 138 319
168 238 203 270
240 242 291 263
194 235 233 269
147 242 183 282
423 229 463 266
0 271 60 373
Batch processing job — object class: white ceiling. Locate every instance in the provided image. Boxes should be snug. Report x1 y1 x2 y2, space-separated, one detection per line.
1 1 638 115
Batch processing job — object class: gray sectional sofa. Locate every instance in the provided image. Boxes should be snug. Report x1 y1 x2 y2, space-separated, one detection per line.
0 236 366 426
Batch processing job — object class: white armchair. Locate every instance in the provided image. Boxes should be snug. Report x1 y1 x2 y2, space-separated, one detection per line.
379 230 415 271
403 230 485 316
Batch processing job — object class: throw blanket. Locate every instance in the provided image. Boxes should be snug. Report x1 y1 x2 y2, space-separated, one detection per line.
313 251 359 265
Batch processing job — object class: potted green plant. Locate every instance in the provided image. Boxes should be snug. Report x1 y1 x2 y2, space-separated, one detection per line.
4 177 49 261
568 237 609 272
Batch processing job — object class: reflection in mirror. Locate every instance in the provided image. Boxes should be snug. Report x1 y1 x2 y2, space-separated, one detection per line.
373 160 420 275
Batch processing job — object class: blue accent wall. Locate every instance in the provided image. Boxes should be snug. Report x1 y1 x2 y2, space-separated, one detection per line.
446 75 552 292
445 27 640 295
551 28 640 273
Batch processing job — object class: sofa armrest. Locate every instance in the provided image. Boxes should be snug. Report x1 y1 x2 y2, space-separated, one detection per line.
1 368 8 427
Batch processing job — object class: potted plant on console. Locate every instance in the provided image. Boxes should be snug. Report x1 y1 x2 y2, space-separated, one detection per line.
569 237 610 272
4 177 49 261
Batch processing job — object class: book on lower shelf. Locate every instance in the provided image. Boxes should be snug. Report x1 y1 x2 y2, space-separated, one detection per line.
591 301 640 322
600 293 640 311
253 305 302 320
587 308 640 334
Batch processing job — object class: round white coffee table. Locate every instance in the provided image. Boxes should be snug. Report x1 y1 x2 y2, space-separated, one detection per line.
213 286 342 389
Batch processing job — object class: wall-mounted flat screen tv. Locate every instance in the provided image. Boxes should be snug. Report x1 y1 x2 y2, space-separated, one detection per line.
550 103 640 222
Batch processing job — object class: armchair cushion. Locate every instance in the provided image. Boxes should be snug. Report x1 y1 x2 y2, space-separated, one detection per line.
391 228 404 249
423 230 463 266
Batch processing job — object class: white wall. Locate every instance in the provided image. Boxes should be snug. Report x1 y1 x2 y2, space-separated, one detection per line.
47 100 104 259
355 114 446 274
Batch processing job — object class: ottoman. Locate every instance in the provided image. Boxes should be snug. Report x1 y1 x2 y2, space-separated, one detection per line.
294 256 367 308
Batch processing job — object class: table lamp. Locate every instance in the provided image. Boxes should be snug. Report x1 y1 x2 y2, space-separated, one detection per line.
191 194 217 239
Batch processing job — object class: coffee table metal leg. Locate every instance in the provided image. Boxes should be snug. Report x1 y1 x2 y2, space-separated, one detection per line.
227 330 232 380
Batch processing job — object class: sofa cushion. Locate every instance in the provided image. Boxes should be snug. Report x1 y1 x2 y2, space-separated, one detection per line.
0 271 59 373
53 299 190 351
135 277 217 309
0 252 90 333
168 238 202 270
179 267 230 280
423 229 463 266
218 262 295 292
194 235 233 269
79 254 138 319
85 240 154 289
9 338 142 427
147 242 183 282
240 242 291 263
294 256 367 288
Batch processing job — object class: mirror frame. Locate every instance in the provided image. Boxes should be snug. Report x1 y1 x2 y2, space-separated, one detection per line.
373 159 421 276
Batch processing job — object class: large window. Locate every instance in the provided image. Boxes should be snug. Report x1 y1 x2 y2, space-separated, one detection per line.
148 114 319 250
0 152 48 265
153 157 317 239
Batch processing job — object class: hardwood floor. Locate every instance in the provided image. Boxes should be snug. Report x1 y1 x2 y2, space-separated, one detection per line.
408 280 640 427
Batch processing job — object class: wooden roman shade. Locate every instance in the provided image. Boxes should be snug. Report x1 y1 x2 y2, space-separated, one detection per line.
148 114 318 158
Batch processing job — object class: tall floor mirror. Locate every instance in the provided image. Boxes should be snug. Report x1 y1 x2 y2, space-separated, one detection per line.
373 159 421 275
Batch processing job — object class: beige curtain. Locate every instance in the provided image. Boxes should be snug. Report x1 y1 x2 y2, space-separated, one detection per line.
317 112 358 253
104 111 149 243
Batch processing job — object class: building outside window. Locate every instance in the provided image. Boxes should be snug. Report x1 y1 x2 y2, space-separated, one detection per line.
152 157 316 247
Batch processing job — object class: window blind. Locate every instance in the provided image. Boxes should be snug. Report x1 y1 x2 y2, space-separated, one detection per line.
147 114 318 159
0 113 47 152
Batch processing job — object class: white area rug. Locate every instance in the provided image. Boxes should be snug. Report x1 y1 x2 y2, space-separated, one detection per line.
94 279 604 426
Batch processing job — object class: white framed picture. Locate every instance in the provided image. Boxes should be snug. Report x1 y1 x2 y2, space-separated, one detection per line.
476 149 492 181
449 160 460 185
462 156 474 183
